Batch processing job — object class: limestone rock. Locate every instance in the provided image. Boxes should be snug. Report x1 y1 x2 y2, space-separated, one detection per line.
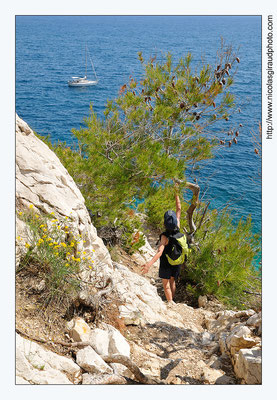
130 343 170 377
198 295 208 308
89 328 110 356
68 317 91 342
246 312 262 335
201 331 214 345
16 114 112 270
201 367 225 384
118 305 144 326
16 376 31 384
76 346 113 374
16 333 81 384
82 373 126 385
234 347 261 384
131 234 159 269
108 328 130 357
226 325 261 356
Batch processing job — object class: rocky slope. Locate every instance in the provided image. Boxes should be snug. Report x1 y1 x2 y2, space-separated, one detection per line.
15 115 262 385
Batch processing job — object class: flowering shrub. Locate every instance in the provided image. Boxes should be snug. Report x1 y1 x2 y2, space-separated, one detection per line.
17 206 96 305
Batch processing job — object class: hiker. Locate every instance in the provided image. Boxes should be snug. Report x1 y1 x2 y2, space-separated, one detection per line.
141 190 187 304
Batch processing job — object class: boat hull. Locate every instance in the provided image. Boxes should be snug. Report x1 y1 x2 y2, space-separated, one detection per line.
68 80 98 87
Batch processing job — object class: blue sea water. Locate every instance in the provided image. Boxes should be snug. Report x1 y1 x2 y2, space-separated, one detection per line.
16 15 261 237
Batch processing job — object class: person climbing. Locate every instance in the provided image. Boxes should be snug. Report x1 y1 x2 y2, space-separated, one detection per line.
141 188 184 305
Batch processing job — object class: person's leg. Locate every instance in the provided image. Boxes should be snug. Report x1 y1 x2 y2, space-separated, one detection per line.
169 276 176 300
162 279 172 301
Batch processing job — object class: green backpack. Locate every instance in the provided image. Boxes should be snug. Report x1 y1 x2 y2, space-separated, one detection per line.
163 231 189 266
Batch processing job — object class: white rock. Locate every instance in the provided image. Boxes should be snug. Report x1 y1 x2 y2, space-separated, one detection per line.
234 347 261 384
201 367 225 384
246 312 262 334
89 328 110 356
131 234 159 269
69 317 91 342
108 329 130 357
198 295 208 308
16 376 31 384
76 346 113 374
202 331 214 345
16 333 81 384
82 373 126 384
226 325 261 356
16 114 112 270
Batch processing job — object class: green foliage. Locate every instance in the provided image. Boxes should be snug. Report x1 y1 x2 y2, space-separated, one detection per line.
181 207 261 308
17 207 95 305
33 48 261 308
52 46 239 236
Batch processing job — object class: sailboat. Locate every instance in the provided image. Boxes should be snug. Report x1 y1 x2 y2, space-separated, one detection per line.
68 46 98 87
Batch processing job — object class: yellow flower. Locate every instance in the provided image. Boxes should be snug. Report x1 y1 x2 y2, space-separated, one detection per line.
53 241 58 245
54 252 59 256
43 228 47 232
35 214 39 219
70 242 75 247
42 235 47 238
38 238 44 244
76 251 81 255
60 242 67 247
39 224 45 228
54 245 60 249
18 211 23 216
49 243 53 246
87 256 91 260
50 212 55 216
92 249 95 252
25 243 31 248
17 236 22 241
88 265 92 269
57 226 61 230
64 226 69 229
65 263 69 267
76 258 81 262
66 252 71 256
29 204 34 209
65 216 68 220
83 251 87 255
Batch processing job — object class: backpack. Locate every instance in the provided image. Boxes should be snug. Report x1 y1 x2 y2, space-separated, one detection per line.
162 231 189 266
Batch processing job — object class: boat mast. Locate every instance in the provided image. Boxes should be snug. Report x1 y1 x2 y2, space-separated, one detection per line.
85 45 87 78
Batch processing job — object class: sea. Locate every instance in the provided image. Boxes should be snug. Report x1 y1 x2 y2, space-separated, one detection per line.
16 15 262 241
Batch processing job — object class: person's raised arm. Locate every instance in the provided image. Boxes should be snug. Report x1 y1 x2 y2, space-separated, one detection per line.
175 191 181 228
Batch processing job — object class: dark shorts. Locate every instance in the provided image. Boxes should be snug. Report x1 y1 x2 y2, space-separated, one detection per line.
159 264 181 280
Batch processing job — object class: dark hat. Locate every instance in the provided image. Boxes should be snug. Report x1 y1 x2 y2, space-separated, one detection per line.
164 210 178 230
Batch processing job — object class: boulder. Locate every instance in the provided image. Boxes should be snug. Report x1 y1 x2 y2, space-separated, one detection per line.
16 333 81 384
198 295 208 308
226 325 261 356
89 328 110 356
68 317 91 343
109 329 130 357
246 312 262 335
76 346 113 374
234 347 262 384
16 114 112 270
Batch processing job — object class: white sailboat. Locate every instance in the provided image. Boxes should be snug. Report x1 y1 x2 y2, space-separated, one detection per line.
68 46 98 87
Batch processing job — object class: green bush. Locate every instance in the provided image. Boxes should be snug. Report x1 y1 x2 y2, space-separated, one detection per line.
181 207 261 308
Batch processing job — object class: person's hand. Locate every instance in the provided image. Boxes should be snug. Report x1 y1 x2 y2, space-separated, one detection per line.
173 181 180 194
141 263 150 274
